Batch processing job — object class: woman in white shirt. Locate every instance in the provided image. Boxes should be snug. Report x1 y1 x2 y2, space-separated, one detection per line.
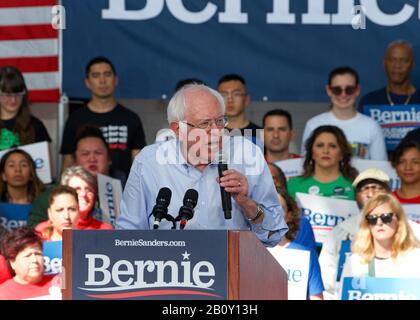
341 193 420 281
301 66 387 161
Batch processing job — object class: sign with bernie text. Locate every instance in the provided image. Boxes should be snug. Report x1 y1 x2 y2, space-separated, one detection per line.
0 141 52 184
97 173 123 227
351 158 400 191
341 277 420 300
274 158 304 180
362 104 420 151
295 193 359 244
0 203 31 231
43 241 62 276
70 230 228 300
267 247 310 300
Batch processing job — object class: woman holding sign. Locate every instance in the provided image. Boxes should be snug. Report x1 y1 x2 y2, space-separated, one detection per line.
341 194 420 286
0 226 61 299
0 66 51 150
288 125 358 200
0 149 45 204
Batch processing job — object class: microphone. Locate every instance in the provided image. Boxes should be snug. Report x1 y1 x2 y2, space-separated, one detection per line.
152 187 172 229
218 152 232 219
178 189 199 230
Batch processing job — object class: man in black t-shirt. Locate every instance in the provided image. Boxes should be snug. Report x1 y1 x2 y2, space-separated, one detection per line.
60 56 146 178
217 74 262 145
359 40 420 111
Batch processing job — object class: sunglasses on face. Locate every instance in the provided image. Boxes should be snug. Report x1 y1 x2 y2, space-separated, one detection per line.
366 212 394 226
329 85 358 96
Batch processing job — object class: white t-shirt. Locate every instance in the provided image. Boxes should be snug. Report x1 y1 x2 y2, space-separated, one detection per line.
301 111 387 161
341 248 420 278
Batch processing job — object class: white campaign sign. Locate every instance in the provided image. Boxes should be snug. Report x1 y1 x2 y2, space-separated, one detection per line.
0 141 51 184
97 173 123 227
274 158 304 180
351 158 400 191
402 205 420 224
268 246 310 300
296 193 360 244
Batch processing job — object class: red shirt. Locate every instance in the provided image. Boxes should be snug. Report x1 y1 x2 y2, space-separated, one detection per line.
0 255 11 284
0 275 57 300
393 191 420 204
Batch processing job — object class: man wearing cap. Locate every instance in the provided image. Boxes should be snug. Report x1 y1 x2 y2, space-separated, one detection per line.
319 168 420 299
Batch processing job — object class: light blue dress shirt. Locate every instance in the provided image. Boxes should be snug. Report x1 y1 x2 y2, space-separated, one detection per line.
117 136 288 247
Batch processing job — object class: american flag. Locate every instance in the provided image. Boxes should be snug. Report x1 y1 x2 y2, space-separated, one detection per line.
0 0 60 103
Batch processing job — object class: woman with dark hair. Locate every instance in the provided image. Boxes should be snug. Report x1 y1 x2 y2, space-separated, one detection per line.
392 140 420 204
37 185 80 241
301 66 387 160
0 226 61 299
270 188 324 300
267 162 288 191
0 149 45 203
288 125 358 200
0 66 51 150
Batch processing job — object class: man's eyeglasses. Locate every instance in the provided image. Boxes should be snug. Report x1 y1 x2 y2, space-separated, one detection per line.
181 116 228 130
0 91 25 98
220 91 247 100
366 212 394 226
329 85 358 96
358 184 385 194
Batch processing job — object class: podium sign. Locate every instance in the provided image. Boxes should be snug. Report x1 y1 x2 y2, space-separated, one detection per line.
68 230 228 300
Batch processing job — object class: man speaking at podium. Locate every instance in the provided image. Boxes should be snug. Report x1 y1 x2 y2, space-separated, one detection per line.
116 84 287 247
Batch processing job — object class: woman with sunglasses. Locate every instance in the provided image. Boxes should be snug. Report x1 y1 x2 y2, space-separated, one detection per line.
0 66 51 150
340 193 420 284
301 66 387 161
288 125 358 200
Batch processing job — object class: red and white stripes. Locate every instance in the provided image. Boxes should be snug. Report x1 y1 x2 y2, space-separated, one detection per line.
0 0 60 103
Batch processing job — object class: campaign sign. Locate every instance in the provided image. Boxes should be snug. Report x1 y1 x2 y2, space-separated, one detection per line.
336 240 352 282
71 230 228 300
43 241 62 276
97 173 123 227
296 193 359 244
0 141 52 184
351 158 400 191
362 104 420 151
342 277 420 300
0 203 31 231
268 247 310 300
402 204 420 224
275 158 304 180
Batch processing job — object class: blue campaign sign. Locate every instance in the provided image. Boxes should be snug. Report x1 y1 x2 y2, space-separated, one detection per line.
43 241 63 276
342 277 420 300
336 240 351 282
61 0 420 101
0 203 32 231
71 230 228 300
362 104 420 151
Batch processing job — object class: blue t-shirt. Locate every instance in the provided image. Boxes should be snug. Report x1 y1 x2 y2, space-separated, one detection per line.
358 87 420 113
294 215 317 252
287 241 324 298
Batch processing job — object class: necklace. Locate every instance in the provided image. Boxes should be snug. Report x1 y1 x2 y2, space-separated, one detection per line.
386 87 412 106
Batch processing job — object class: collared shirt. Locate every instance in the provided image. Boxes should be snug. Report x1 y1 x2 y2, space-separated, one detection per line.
117 136 288 247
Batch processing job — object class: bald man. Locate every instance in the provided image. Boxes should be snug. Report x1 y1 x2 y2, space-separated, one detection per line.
359 40 420 111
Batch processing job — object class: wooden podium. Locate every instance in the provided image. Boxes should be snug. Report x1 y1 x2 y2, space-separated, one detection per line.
62 230 287 300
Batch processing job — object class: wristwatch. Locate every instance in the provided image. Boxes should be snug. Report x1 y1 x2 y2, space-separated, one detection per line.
247 204 264 222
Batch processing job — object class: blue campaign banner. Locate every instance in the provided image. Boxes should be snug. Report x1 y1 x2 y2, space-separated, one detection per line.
0 203 31 231
342 277 420 300
43 241 63 276
61 1 420 101
71 230 228 300
362 104 420 151
336 240 351 282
